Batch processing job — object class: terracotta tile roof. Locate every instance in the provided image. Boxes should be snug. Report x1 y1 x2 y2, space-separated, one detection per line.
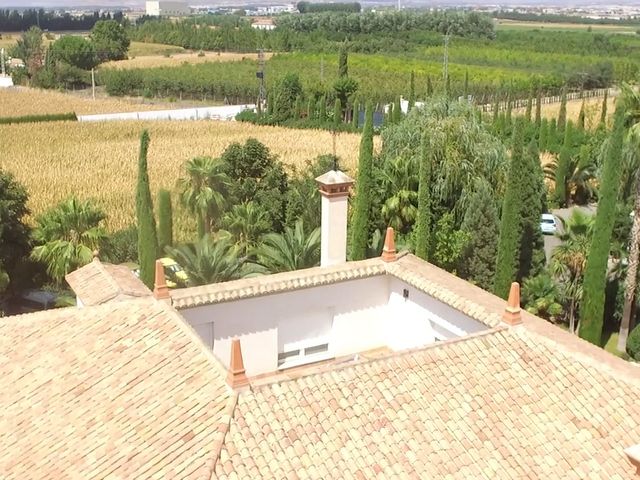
171 259 387 309
65 258 151 306
0 298 234 480
215 327 640 479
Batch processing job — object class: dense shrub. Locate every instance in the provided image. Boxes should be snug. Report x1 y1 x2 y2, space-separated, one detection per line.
627 324 640 361
0 113 77 125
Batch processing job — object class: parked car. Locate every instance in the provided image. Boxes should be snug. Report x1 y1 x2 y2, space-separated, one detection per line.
540 213 557 235
159 257 189 288
18 290 58 313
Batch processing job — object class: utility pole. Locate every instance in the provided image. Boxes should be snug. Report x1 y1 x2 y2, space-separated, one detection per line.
256 49 266 112
91 68 96 100
1 49 5 76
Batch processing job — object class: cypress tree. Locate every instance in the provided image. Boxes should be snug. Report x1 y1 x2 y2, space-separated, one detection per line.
492 96 499 124
579 106 626 345
351 101 359 128
463 70 469 99
157 189 173 252
535 89 542 128
408 71 416 112
426 75 433 97
548 118 558 150
306 97 314 119
386 102 393 125
493 120 526 299
525 91 532 123
557 88 567 135
459 179 499 290
577 99 586 130
294 95 302 119
393 96 402 123
555 121 573 207
333 98 341 125
318 95 327 121
266 91 273 116
338 44 348 78
505 93 513 127
518 139 546 280
600 89 608 127
350 103 374 260
415 134 432 259
539 118 549 151
136 130 158 290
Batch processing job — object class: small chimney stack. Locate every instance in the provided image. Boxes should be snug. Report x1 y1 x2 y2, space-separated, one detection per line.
227 338 250 391
502 282 522 326
153 259 171 302
316 169 354 267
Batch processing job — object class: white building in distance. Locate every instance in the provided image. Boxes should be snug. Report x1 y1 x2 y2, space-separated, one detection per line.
145 0 190 17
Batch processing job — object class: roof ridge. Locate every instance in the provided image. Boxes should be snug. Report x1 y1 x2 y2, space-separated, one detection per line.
247 326 509 393
207 394 239 480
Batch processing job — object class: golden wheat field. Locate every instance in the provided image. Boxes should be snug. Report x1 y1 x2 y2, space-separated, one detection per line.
102 51 273 70
0 87 170 116
0 120 367 239
514 95 616 129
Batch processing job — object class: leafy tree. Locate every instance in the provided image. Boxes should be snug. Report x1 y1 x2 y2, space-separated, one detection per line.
257 219 320 273
10 26 44 77
0 170 31 292
627 324 640 360
459 179 499 290
221 138 288 232
157 189 173 252
167 234 257 286
350 103 374 260
31 197 107 283
222 201 270 254
91 19 130 62
102 225 137 264
579 107 626 345
272 73 303 122
414 134 432 259
49 35 97 70
431 213 469 273
178 156 228 236
135 130 158 289
494 120 526 299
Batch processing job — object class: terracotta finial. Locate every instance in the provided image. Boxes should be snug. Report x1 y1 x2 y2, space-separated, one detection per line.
624 444 640 474
227 338 250 391
502 282 522 326
92 249 100 262
153 259 170 301
381 227 397 262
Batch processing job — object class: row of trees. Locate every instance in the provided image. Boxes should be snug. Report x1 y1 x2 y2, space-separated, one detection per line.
9 22 130 89
0 9 124 31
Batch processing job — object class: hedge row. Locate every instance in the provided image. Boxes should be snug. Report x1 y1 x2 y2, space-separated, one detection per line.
0 112 78 125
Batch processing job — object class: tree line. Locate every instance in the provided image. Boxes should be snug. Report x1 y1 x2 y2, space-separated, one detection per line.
0 9 124 32
297 2 361 14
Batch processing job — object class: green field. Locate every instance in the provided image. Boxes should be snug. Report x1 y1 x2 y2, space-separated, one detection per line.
496 19 640 34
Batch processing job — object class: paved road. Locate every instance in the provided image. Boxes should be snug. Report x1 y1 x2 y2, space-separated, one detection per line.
542 205 597 263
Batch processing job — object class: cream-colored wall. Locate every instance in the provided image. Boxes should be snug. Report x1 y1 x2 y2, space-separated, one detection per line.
320 194 349 267
179 275 489 376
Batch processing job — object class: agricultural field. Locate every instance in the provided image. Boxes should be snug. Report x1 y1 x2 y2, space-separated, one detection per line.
514 95 616 128
0 118 368 238
0 87 172 116
102 50 272 70
495 19 640 34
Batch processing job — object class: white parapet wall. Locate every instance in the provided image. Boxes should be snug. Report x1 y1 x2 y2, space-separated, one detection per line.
0 75 14 88
77 104 255 122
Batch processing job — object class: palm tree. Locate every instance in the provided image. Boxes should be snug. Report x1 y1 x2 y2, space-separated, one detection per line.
31 197 107 283
380 156 419 233
618 83 640 351
177 156 228 237
544 153 597 206
522 273 563 322
222 201 271 255
166 234 259 286
550 210 593 333
256 220 320 273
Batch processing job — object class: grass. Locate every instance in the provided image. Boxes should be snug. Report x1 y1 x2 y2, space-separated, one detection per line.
128 41 186 57
0 118 367 239
602 331 631 359
514 95 616 129
101 50 271 70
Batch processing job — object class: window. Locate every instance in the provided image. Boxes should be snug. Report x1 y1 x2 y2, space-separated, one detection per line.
278 342 331 369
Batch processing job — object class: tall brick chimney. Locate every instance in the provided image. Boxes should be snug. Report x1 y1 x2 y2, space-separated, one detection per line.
316 169 354 267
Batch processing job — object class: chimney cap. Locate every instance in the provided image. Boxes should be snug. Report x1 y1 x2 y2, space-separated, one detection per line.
316 169 354 197
381 227 397 262
502 282 522 326
153 259 171 302
227 338 250 391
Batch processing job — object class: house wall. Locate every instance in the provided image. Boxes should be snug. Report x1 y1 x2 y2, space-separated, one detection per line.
179 275 490 376
180 276 390 376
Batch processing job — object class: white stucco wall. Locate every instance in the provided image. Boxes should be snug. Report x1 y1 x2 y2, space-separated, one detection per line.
179 274 489 376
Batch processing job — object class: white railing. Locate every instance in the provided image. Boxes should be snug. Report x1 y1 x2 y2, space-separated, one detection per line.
77 104 256 122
